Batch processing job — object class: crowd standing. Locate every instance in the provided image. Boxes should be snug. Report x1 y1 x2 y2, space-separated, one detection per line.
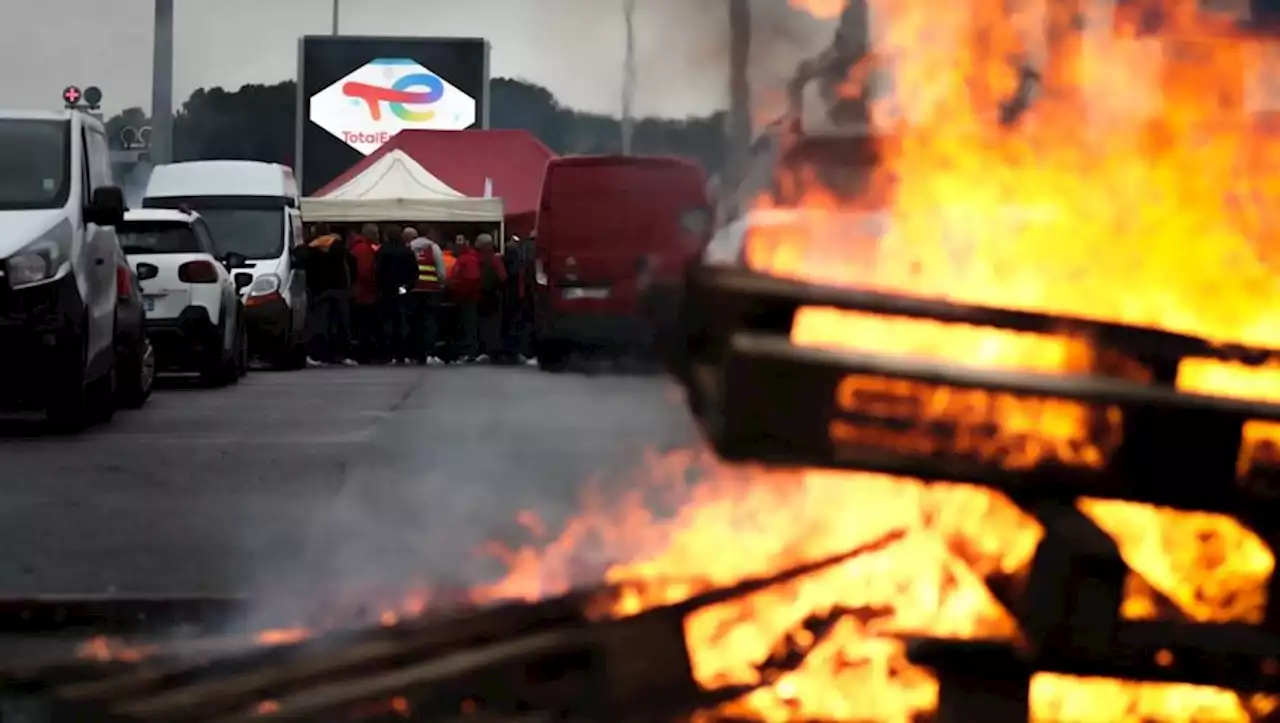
295 223 536 368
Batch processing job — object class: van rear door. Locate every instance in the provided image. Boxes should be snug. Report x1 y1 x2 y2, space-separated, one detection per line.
540 160 708 314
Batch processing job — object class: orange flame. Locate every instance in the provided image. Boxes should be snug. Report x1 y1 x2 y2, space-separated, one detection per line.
484 0 1280 719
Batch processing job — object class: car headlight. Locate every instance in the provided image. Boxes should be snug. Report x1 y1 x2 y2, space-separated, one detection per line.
247 273 280 296
6 239 68 289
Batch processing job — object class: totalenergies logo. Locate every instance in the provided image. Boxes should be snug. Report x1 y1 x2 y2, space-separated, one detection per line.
309 56 477 156
342 58 444 122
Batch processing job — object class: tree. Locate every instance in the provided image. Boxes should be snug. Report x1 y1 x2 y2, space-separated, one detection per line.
105 107 149 150
107 77 726 175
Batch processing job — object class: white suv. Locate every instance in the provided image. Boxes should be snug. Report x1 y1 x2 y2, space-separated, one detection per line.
118 209 249 385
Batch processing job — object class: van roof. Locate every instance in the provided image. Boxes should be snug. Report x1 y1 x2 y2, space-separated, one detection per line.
0 109 104 130
123 208 198 224
0 109 75 121
145 160 299 200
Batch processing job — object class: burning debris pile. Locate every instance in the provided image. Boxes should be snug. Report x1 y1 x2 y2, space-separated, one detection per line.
10 0 1280 720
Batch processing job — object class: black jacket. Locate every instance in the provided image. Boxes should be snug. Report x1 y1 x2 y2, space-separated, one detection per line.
375 242 419 295
302 237 357 294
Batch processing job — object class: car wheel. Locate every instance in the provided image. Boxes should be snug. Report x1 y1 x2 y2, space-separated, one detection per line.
236 314 249 377
46 342 89 432
48 324 115 431
200 319 239 387
536 340 570 373
87 361 118 422
274 324 308 370
116 336 155 409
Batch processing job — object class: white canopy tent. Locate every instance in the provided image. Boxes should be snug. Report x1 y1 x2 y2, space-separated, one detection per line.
301 149 504 223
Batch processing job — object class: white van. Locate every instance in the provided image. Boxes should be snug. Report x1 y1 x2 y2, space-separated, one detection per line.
142 160 308 369
0 110 138 428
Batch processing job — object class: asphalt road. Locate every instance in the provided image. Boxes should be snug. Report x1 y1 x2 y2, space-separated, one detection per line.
0 365 697 617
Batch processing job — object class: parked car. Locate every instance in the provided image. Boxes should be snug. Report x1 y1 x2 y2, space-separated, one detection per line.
118 208 249 385
0 109 132 429
142 161 308 369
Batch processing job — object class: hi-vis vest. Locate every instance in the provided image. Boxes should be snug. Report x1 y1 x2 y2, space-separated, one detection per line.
414 248 441 291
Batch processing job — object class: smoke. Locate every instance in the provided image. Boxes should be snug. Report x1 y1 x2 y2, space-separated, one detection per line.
621 0 845 134
117 161 153 209
224 373 704 632
527 0 840 120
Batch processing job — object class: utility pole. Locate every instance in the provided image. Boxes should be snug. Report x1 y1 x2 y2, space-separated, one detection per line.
621 0 637 154
332 0 340 34
725 0 752 196
150 0 174 165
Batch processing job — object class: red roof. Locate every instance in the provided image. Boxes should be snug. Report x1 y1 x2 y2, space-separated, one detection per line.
315 129 555 218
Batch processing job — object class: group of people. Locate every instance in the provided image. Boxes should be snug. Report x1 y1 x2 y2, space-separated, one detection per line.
297 222 535 367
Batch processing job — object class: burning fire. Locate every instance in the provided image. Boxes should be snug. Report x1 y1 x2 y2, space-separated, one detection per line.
490 0 1280 720
70 1 1280 721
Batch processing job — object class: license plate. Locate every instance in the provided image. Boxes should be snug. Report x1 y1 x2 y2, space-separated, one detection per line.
143 296 156 312
563 287 610 300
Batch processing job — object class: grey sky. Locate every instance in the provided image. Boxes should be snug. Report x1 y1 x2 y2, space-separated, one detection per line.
2 0 833 119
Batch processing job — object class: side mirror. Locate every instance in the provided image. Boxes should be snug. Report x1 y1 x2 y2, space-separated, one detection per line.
87 186 126 227
234 272 253 292
223 252 248 269
135 262 159 281
289 247 306 265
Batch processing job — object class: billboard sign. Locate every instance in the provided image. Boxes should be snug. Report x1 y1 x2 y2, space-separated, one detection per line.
296 36 490 195
309 57 477 156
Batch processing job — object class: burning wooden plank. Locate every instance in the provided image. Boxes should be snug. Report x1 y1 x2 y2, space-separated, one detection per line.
10 534 903 722
667 265 1280 516
0 595 252 634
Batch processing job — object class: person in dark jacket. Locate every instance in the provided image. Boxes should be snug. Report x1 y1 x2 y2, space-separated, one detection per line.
500 235 533 363
302 223 359 367
375 226 421 364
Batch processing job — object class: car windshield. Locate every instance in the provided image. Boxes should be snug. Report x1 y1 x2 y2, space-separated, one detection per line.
188 208 284 259
0 118 69 210
118 222 202 255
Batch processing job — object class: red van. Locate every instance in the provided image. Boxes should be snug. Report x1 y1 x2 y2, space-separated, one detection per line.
531 155 711 370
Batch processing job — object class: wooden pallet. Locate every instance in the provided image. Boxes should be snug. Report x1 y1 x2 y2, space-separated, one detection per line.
662 265 1280 719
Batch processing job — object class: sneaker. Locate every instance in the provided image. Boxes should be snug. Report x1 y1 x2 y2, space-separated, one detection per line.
522 355 537 366
473 354 490 364
388 359 399 366
339 358 359 367
427 356 445 366
306 357 327 368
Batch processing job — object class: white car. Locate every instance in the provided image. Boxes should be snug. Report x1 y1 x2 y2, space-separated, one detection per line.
117 209 249 385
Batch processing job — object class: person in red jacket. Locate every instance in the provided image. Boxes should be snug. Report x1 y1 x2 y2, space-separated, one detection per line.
449 233 507 362
348 223 381 362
